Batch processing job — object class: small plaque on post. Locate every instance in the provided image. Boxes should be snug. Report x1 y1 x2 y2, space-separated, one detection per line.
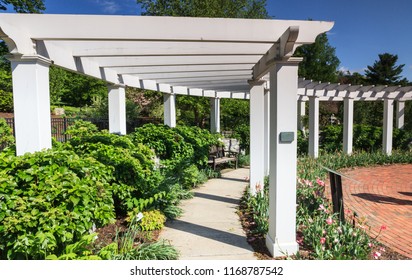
279 132 294 143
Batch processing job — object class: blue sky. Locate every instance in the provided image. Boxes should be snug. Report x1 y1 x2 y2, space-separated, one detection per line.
5 0 412 81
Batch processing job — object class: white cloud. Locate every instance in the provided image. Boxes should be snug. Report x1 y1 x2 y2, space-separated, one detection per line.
94 0 121 14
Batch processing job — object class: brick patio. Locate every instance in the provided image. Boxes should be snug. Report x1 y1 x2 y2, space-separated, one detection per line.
338 164 412 259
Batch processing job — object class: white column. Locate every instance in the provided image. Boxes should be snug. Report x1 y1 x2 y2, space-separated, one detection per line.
264 89 270 176
266 58 301 257
383 99 394 155
210 97 220 133
308 96 319 158
297 100 306 132
108 85 126 135
343 98 354 154
249 80 266 196
9 55 52 156
163 93 176 127
396 101 405 129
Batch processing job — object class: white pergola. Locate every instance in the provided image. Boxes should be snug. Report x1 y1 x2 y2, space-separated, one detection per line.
0 13 333 257
297 79 412 157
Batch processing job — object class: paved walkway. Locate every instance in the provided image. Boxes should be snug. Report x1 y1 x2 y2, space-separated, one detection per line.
159 168 256 260
340 164 412 259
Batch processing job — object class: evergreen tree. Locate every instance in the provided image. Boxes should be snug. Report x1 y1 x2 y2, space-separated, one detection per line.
364 53 408 86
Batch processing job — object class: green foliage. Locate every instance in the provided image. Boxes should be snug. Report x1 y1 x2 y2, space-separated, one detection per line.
174 125 221 167
67 128 162 214
0 0 45 13
0 118 14 149
245 182 269 235
131 124 193 166
221 99 250 131
131 241 179 260
137 0 268 19
297 130 308 155
319 124 412 153
294 33 340 82
99 215 178 260
365 53 409 86
233 123 250 153
354 101 384 127
176 95 209 128
65 120 99 137
0 149 115 259
138 210 166 231
0 68 13 112
46 234 101 260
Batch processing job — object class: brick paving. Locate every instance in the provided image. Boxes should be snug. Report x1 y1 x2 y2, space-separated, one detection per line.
336 164 412 259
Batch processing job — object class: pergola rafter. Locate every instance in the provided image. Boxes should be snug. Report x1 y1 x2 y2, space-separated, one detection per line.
0 13 336 258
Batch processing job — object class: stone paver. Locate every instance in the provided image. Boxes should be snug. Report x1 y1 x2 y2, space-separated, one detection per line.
339 164 412 259
159 168 256 260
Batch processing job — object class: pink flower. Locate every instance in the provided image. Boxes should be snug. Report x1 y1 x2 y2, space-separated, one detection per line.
373 251 381 259
368 243 373 248
320 237 326 244
318 204 328 213
379 247 386 252
316 178 325 187
326 217 333 225
380 225 387 231
337 226 342 234
297 236 304 245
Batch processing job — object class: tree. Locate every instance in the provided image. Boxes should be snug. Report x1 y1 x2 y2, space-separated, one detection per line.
338 71 366 85
365 53 408 86
294 33 340 83
137 0 268 18
0 0 44 13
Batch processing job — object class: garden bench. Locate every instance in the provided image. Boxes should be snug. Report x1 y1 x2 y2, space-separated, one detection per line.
208 138 240 170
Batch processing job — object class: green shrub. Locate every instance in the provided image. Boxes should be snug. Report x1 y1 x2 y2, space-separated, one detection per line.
320 124 412 153
320 125 342 152
65 119 99 137
297 130 308 155
0 118 14 150
174 125 221 167
233 123 250 153
0 90 13 112
0 149 115 259
138 210 166 231
67 129 162 214
131 124 194 167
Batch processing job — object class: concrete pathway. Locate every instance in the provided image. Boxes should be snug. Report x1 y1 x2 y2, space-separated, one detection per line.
340 164 412 259
159 168 256 260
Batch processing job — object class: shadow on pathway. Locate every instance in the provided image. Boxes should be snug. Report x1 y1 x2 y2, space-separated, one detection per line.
159 168 256 260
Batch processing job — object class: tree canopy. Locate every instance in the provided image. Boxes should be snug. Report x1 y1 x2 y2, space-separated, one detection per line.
137 0 268 18
0 0 44 13
365 53 408 86
294 33 340 83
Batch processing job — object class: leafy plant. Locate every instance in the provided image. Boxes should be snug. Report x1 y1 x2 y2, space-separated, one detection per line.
0 118 14 150
0 149 115 259
138 210 166 231
99 214 178 260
